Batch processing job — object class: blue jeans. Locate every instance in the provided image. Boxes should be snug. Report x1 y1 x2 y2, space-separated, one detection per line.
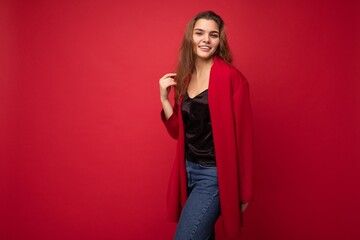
174 160 220 240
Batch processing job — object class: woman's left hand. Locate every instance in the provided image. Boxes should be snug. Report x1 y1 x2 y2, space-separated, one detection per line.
241 202 249 212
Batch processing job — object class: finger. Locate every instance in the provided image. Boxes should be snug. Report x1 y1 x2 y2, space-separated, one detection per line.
160 78 176 87
167 78 177 85
164 73 177 77
161 81 176 90
241 203 249 212
161 73 177 80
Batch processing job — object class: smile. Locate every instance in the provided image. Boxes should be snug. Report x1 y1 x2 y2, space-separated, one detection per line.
199 45 211 51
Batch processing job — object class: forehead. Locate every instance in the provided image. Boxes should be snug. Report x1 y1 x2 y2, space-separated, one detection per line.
193 19 219 32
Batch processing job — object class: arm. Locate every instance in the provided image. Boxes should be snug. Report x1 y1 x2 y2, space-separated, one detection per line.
161 98 174 120
233 78 254 206
159 73 179 139
160 104 179 139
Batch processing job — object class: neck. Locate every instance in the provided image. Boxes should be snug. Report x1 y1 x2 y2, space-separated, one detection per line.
194 56 214 73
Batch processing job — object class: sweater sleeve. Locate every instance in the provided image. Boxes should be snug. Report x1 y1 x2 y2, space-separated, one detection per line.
233 78 253 203
160 104 179 140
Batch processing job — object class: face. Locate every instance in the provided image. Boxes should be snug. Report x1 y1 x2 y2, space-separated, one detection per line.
192 19 220 61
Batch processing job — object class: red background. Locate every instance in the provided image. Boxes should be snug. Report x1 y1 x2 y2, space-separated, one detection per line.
1 0 359 239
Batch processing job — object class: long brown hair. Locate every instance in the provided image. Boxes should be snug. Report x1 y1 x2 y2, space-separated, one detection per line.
174 11 232 103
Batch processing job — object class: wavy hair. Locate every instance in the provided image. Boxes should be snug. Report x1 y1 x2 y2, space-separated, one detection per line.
174 11 232 103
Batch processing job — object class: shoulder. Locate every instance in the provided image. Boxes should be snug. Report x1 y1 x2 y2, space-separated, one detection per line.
214 56 246 81
214 56 248 91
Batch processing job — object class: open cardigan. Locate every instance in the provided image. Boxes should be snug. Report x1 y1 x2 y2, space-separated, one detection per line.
161 56 253 239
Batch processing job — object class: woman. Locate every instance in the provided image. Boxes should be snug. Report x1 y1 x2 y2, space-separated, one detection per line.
159 11 253 240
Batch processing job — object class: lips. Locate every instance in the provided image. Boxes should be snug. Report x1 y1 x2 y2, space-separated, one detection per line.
199 45 211 52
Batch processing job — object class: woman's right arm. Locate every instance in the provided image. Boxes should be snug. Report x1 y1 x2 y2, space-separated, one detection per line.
159 73 179 139
159 73 177 119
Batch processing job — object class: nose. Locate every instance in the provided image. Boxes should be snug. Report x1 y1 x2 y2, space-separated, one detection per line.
202 34 210 43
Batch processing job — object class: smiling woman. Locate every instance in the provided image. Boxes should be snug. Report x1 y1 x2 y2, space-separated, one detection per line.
158 11 253 240
192 19 220 62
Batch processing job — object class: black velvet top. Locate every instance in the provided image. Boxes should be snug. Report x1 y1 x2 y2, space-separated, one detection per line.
181 89 216 166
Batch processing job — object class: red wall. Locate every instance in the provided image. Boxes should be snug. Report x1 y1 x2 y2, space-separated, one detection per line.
2 0 359 239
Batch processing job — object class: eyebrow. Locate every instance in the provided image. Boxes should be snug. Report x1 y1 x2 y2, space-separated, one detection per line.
194 28 219 34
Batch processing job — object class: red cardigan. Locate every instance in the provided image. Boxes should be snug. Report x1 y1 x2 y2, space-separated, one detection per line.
161 56 253 239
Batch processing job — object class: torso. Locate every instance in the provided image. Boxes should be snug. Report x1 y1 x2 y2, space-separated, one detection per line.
182 62 215 165
186 68 211 98
181 89 216 166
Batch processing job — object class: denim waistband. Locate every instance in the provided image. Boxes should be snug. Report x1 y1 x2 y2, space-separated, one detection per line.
185 159 217 170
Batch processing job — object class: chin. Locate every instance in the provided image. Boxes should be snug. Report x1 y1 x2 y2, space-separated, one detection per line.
196 52 215 60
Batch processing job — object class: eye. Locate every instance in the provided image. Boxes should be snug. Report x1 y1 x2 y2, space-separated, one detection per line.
195 31 203 35
210 33 219 38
